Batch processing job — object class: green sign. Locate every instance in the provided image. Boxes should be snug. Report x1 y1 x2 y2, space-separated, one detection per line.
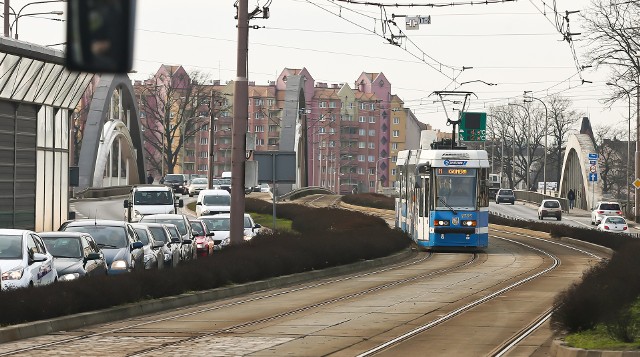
459 112 487 141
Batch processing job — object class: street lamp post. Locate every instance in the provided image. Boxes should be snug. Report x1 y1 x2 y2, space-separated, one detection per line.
12 10 63 40
636 63 640 223
606 82 632 217
524 92 548 195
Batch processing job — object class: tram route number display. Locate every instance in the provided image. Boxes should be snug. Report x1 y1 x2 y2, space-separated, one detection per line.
437 168 469 175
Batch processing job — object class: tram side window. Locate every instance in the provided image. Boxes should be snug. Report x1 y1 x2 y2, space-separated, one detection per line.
418 176 429 216
478 168 489 207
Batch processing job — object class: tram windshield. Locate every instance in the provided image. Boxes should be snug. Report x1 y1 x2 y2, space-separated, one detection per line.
435 168 477 209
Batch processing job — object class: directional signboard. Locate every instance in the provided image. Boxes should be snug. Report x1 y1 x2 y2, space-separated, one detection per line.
588 173 598 182
588 153 599 160
589 160 597 165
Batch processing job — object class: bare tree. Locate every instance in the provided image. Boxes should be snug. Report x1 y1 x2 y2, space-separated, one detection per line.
138 69 218 175
582 0 640 90
593 124 628 197
546 95 582 185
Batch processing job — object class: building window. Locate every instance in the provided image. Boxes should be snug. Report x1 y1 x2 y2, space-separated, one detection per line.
369 116 375 123
358 167 365 174
368 129 375 136
359 116 365 123
318 127 326 134
370 103 376 110
369 181 375 188
256 138 265 146
393 117 400 124
254 98 263 106
368 155 374 162
268 138 279 146
254 112 264 119
329 101 336 108
392 168 397 176
357 155 365 162
268 125 278 132
368 142 375 149
329 114 336 121
358 141 365 148
140 112 145 118
329 127 336 134
392 155 397 162
255 125 264 132
267 99 274 106
199 138 208 145
185 163 194 171
198 164 208 171
320 101 327 108
329 140 336 147
358 129 365 136
349 102 354 109
186 150 195 157
360 102 366 110
199 151 208 158
392 130 399 137
201 124 209 131
392 143 398 150
369 168 375 174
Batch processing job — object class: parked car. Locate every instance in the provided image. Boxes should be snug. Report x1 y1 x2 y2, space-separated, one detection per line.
40 232 107 280
139 214 197 261
59 220 145 275
597 216 628 233
495 189 515 204
131 224 165 270
591 201 623 225
0 229 58 290
189 220 214 257
187 178 209 197
161 174 188 195
538 199 562 221
199 215 231 250
143 223 181 268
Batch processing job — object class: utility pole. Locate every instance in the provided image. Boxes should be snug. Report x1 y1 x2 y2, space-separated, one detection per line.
636 66 640 223
230 0 249 245
4 1 9 37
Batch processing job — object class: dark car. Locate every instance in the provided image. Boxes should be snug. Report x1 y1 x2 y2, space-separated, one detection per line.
162 174 188 195
495 189 515 205
40 232 107 280
59 220 145 275
131 224 165 270
189 220 214 257
140 214 197 261
143 223 181 268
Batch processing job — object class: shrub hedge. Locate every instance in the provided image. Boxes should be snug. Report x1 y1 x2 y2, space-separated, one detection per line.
0 199 409 326
341 193 395 210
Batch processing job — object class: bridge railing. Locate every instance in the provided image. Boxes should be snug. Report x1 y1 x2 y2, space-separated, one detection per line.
277 186 334 201
514 190 570 212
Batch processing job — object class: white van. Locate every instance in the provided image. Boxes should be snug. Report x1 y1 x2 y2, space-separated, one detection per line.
124 185 183 222
196 189 231 217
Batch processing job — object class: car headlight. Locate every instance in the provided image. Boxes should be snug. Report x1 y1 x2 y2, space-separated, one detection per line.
164 253 171 261
197 243 204 248
111 260 128 270
59 273 80 281
1 268 24 281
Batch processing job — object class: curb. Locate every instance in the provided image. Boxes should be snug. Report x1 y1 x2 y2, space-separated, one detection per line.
0 248 415 344
551 339 640 356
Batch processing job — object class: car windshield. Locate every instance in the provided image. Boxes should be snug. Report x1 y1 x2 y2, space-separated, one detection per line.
203 195 231 206
134 228 150 245
211 179 221 185
219 179 231 186
134 191 173 205
202 217 230 231
190 221 205 235
0 235 22 259
499 190 513 195
191 178 207 184
244 217 253 228
543 201 560 208
600 203 621 211
606 217 626 224
148 227 169 243
164 174 183 182
42 237 82 258
64 226 127 249
141 218 187 235
166 226 181 239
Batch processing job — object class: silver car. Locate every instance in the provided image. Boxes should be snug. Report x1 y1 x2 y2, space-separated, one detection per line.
0 229 58 290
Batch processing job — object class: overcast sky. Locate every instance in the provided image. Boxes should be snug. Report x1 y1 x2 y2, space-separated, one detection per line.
13 0 629 132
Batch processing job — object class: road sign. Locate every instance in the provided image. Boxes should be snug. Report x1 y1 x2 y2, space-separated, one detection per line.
589 160 597 165
589 165 597 173
588 173 598 182
588 153 599 160
634 178 640 189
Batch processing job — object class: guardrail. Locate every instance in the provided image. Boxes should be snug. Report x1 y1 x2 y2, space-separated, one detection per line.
74 185 132 199
514 190 570 212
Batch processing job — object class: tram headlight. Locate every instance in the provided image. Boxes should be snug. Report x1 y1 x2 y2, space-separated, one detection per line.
433 220 450 226
461 220 477 227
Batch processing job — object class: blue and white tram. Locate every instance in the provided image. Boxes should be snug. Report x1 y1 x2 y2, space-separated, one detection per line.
395 149 490 251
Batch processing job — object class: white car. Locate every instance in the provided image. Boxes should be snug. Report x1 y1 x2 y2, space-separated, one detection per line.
187 178 209 197
538 199 562 221
591 201 623 225
597 216 628 233
195 189 231 217
258 183 271 193
0 229 58 290
199 213 262 249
